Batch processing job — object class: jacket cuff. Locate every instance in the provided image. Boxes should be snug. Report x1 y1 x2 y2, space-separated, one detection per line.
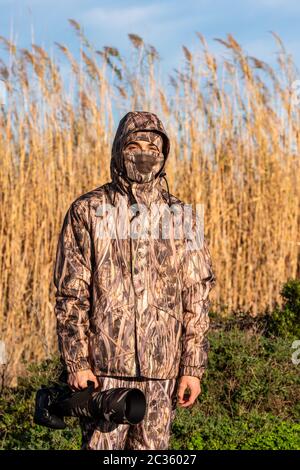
65 357 91 374
178 365 206 381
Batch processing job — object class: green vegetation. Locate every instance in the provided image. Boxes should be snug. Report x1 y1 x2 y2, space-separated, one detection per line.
171 328 299 450
1 280 300 450
265 278 300 339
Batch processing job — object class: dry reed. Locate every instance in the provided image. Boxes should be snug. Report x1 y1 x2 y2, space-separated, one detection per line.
0 22 299 385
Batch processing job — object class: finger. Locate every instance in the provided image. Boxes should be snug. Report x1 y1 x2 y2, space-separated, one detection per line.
86 373 98 388
178 396 191 407
88 373 98 383
70 381 79 391
177 383 187 403
86 377 97 388
77 378 87 389
180 389 199 407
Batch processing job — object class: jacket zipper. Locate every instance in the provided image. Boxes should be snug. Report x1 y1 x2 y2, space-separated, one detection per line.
129 234 141 377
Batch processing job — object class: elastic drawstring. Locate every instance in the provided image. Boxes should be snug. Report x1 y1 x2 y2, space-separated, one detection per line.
159 171 172 207
104 183 117 207
112 186 117 206
128 185 140 221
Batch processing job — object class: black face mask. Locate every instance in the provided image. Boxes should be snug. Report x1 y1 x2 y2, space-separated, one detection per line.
123 150 165 183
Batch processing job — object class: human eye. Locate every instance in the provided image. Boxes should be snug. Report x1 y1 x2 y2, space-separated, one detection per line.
125 143 139 152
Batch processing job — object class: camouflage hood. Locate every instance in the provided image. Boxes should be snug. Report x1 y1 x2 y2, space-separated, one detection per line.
110 111 171 199
111 111 170 177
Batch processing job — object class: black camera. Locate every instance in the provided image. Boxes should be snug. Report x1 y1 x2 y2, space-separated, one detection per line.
34 380 146 430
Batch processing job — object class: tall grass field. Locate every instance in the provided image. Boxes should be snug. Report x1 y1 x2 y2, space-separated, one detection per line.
0 21 299 450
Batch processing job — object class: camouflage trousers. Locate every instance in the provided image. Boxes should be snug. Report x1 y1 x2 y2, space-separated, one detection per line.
79 375 179 450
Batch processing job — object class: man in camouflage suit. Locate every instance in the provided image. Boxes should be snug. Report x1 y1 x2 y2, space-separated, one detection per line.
53 111 216 450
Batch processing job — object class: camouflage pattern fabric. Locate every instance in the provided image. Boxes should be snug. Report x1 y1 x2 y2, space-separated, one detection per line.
123 130 165 183
79 375 179 450
53 110 217 381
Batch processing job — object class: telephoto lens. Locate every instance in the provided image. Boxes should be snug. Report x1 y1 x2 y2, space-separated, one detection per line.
90 386 146 425
53 381 146 425
34 381 146 429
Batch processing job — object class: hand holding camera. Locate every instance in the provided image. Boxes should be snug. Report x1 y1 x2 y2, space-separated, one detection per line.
68 369 100 391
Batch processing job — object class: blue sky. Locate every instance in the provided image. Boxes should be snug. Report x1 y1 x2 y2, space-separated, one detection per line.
0 0 300 87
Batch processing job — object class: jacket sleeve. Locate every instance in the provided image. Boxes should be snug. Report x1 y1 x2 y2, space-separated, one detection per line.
178 219 216 381
53 200 93 374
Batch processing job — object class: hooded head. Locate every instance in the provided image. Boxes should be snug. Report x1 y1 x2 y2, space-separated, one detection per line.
111 111 170 187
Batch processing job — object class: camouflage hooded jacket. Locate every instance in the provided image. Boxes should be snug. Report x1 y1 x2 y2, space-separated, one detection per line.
53 111 216 380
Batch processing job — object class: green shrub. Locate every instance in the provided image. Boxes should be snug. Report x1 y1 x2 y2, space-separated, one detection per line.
266 278 300 338
171 412 300 450
170 325 299 450
1 302 299 450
